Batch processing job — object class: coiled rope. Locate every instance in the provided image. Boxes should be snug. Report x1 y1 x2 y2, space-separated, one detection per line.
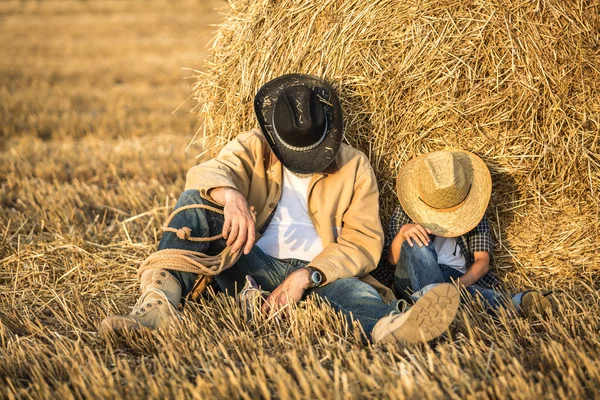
138 203 253 299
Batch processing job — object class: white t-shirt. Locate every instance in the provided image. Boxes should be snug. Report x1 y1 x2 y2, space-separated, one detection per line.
255 168 323 261
433 236 467 273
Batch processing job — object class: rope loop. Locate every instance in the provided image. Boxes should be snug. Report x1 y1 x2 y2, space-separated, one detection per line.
176 227 192 240
137 200 256 295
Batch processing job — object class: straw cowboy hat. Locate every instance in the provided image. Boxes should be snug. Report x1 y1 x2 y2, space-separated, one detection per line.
254 73 343 174
396 150 492 237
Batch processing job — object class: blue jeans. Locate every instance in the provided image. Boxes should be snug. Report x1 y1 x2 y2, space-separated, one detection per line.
159 190 399 339
395 241 524 313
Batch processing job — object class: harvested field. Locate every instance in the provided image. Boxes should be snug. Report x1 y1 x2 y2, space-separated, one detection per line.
1 0 600 399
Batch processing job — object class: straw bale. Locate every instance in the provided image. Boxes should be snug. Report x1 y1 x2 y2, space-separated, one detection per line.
192 0 600 288
2 2 600 397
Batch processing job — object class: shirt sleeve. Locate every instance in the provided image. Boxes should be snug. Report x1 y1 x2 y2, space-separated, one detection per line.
185 132 263 199
383 206 413 260
371 205 414 286
467 215 493 255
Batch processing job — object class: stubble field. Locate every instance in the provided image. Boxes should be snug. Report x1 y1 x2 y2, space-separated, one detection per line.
1 1 599 399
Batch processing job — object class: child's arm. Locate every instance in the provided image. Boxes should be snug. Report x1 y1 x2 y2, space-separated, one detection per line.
385 206 412 265
458 215 493 287
455 251 489 287
387 223 432 265
387 231 405 265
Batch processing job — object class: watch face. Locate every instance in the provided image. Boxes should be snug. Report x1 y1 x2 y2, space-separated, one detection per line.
310 270 322 286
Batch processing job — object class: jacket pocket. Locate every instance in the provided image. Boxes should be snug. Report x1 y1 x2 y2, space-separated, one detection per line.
330 215 343 241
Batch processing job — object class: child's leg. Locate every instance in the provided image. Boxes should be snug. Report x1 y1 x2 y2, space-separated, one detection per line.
396 241 445 297
464 284 512 312
512 291 553 317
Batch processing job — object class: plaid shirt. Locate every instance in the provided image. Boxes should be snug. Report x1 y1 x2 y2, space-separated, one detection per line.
371 205 501 289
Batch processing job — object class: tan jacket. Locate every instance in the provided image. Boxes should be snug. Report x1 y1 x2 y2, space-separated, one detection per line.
185 129 393 301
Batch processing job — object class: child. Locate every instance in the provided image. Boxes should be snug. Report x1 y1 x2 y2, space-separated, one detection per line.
384 150 551 317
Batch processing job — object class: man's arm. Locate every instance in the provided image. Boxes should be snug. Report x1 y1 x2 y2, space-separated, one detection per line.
262 268 310 315
211 187 255 255
186 132 264 254
185 131 263 199
308 162 384 283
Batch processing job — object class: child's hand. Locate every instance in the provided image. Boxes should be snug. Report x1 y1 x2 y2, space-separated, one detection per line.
399 224 432 247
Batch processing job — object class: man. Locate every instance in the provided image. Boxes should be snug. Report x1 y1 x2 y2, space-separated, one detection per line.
384 150 552 316
101 74 460 344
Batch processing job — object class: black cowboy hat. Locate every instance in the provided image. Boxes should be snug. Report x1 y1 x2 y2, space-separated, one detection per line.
254 74 343 174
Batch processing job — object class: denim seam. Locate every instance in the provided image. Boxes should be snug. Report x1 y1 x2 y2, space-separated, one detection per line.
207 216 224 224
408 248 424 290
321 296 382 322
244 250 288 284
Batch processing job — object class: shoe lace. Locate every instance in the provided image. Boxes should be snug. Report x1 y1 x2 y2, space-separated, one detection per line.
133 288 179 318
397 299 411 313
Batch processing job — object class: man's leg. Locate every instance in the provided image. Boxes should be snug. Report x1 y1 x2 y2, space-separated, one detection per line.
101 190 287 333
156 189 228 298
308 276 460 344
215 245 290 295
308 277 398 337
156 190 286 297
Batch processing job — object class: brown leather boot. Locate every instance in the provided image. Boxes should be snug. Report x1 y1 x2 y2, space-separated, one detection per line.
100 269 182 334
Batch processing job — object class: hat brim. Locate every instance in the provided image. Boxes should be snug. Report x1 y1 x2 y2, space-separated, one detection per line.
396 150 492 237
254 74 343 174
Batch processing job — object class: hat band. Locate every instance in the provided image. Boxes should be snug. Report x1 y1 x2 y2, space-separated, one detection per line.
272 119 328 152
417 183 472 213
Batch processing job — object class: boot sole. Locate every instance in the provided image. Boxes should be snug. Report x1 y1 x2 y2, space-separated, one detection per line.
521 292 553 318
381 283 460 345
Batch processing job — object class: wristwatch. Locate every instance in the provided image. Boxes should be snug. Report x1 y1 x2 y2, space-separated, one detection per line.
303 266 323 288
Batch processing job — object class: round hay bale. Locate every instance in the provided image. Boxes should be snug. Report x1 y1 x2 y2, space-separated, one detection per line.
192 0 600 288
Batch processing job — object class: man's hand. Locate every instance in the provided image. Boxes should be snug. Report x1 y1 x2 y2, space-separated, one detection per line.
399 223 432 247
211 187 256 255
262 268 310 315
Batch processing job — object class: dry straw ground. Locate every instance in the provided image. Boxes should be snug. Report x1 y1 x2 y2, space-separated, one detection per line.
1 0 599 399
